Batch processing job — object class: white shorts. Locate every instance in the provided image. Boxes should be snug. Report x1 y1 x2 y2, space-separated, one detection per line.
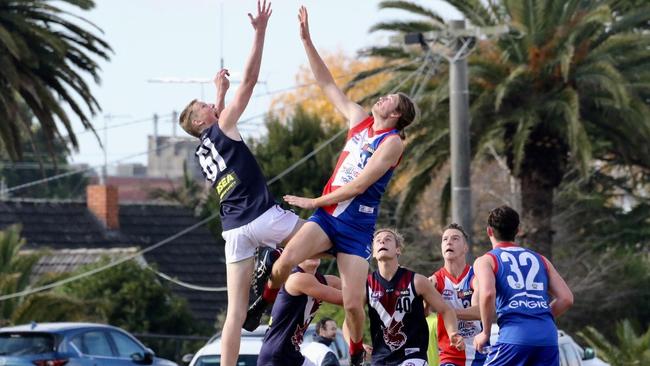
222 205 299 263
399 359 428 366
301 358 316 366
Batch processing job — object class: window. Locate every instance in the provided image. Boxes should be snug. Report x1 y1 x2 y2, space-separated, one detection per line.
0 333 55 356
72 331 113 357
109 331 143 358
195 355 257 366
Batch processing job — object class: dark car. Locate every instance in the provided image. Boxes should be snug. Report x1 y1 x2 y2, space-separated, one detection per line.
0 323 177 366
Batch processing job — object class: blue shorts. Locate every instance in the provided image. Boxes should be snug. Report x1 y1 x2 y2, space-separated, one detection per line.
485 342 559 366
308 208 373 259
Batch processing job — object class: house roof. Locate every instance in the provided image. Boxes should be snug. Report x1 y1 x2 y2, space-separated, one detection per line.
0 199 226 327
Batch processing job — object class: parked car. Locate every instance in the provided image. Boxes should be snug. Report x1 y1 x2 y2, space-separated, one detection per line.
186 324 350 366
186 327 266 366
0 322 177 366
489 325 609 366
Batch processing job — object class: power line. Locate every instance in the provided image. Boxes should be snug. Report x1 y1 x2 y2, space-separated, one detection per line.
0 126 346 301
0 59 419 296
3 140 183 194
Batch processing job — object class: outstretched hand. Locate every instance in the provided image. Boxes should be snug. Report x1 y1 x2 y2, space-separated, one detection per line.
248 0 272 31
298 6 310 42
283 195 317 210
214 68 230 91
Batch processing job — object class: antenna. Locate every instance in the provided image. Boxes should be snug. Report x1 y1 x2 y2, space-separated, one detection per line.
220 1 224 69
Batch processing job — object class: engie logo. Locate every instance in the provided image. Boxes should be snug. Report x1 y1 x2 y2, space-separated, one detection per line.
508 299 549 310
215 171 239 201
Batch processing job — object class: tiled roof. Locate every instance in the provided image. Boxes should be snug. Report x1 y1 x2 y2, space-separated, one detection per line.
0 199 226 327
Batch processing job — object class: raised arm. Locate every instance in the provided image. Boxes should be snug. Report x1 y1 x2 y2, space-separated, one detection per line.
415 274 464 350
218 0 270 136
284 135 403 209
285 272 343 305
214 68 230 117
543 256 574 318
298 6 366 127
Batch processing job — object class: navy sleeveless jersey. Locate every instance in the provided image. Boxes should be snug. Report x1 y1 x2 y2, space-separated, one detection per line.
257 267 327 366
486 244 557 346
195 124 275 230
367 267 428 365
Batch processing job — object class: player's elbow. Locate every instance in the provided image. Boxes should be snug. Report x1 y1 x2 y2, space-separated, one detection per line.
560 289 574 309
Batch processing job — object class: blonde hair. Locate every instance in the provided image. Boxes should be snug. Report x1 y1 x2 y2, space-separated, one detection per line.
179 99 201 138
374 228 405 249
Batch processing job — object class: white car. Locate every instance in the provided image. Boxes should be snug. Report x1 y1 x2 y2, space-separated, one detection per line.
489 325 609 366
185 325 349 366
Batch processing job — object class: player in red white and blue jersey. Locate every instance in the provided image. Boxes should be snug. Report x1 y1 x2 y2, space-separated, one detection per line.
473 206 574 366
431 223 486 366
245 7 417 366
367 229 464 366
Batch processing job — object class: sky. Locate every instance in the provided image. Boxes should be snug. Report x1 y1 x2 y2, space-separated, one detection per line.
63 0 460 169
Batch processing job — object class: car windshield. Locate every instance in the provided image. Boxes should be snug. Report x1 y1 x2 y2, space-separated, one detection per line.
0 333 55 356
195 355 257 366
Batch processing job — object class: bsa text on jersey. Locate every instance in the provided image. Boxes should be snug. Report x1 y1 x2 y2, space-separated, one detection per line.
433 265 486 366
321 116 400 225
367 267 428 365
486 244 557 346
257 267 327 366
196 124 275 230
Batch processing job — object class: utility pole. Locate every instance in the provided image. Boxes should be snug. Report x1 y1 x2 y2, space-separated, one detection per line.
449 20 472 257
405 22 509 259
101 113 131 185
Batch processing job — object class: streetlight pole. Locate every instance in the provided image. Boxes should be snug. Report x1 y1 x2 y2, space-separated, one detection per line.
405 22 509 259
448 20 472 254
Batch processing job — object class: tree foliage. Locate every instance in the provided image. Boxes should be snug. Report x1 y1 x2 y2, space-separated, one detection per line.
0 225 93 325
354 0 650 258
0 0 111 160
59 260 203 335
579 320 650 366
270 51 390 127
250 107 344 218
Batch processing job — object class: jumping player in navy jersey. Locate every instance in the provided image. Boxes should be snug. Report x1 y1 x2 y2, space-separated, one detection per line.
366 229 464 366
178 2 304 366
473 206 573 366
245 7 417 366
257 258 342 366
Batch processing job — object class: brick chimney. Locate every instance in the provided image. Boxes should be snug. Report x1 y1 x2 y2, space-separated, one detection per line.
87 185 119 229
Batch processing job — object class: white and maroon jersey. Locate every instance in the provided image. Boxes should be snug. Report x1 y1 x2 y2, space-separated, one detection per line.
433 265 486 366
321 116 400 225
367 267 428 366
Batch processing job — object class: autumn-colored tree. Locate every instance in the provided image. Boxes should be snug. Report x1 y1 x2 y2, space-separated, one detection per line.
270 50 390 126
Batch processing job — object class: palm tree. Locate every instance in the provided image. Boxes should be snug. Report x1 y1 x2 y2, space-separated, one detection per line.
0 0 111 161
356 0 650 257
0 225 95 325
578 320 650 366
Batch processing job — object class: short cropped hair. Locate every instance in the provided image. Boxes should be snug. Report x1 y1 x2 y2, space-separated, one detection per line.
395 92 417 139
315 317 335 335
374 228 405 249
487 205 520 242
179 99 201 138
443 223 469 242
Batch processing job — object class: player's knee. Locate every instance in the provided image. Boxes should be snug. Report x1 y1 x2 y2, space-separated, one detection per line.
225 305 247 324
343 296 365 313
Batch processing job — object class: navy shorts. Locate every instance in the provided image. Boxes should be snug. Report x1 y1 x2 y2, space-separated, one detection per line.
308 208 373 259
484 342 559 366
